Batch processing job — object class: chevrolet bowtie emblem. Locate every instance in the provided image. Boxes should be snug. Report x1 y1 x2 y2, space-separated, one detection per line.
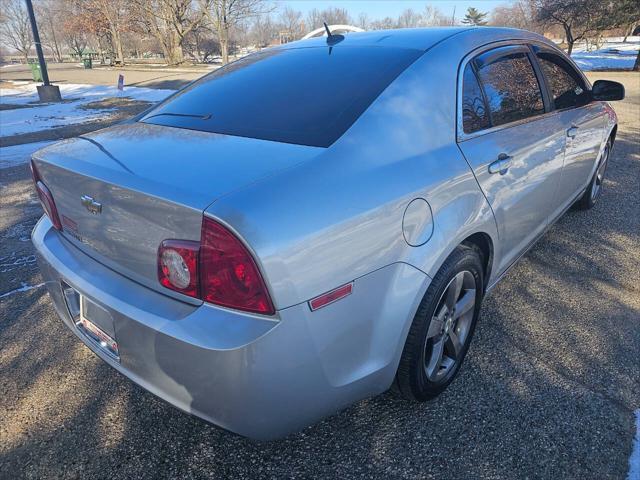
80 195 102 215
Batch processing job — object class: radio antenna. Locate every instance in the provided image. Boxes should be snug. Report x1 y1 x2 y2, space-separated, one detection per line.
323 22 332 38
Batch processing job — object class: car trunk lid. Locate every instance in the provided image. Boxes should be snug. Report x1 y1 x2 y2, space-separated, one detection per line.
32 122 323 298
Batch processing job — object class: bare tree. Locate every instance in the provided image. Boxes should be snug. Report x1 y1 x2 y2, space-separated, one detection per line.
370 17 396 31
420 5 449 27
0 0 32 63
184 24 219 62
535 0 605 55
134 0 209 65
250 13 276 47
306 7 352 31
594 0 640 68
595 0 639 42
61 16 89 59
491 0 542 33
279 6 303 39
88 0 132 65
357 12 370 30
397 8 421 29
36 0 64 62
203 0 272 65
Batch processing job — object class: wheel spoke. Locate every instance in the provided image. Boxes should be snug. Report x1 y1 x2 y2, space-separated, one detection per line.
454 289 476 318
445 330 463 361
445 272 464 310
425 338 445 380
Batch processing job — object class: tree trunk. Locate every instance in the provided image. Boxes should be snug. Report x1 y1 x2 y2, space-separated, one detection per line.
47 16 62 62
171 46 184 65
168 37 184 65
624 23 637 43
566 39 574 56
112 28 125 65
194 32 201 63
634 50 639 72
563 24 574 56
220 23 229 64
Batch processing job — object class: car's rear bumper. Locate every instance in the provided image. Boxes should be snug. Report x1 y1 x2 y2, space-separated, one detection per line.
33 216 429 439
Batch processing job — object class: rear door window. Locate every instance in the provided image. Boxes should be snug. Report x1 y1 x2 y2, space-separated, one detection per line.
461 64 491 134
474 47 545 127
534 49 590 110
140 46 421 147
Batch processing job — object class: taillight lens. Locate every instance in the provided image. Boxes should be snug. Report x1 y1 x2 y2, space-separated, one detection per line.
200 216 274 315
157 217 275 315
158 240 199 298
30 159 62 230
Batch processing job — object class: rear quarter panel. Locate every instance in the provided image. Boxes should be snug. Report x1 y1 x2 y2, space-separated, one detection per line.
205 31 525 311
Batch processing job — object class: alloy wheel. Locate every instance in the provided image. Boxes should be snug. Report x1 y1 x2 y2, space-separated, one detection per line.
423 270 477 382
591 143 610 201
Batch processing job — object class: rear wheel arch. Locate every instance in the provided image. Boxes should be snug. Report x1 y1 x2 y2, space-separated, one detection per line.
461 232 493 291
391 232 493 389
395 242 485 400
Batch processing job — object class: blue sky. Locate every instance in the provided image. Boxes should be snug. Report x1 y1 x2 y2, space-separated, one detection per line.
279 1 511 21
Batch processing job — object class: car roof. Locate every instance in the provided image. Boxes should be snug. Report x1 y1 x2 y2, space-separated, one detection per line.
281 27 548 52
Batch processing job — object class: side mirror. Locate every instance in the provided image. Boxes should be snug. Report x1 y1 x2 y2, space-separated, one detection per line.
592 80 625 101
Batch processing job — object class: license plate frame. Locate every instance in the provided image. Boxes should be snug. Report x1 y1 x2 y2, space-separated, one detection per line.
62 282 120 361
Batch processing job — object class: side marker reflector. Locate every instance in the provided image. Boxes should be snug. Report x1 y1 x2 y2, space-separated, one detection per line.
309 283 353 311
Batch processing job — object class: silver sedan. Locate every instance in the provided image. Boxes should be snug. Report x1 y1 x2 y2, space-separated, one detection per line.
31 27 624 440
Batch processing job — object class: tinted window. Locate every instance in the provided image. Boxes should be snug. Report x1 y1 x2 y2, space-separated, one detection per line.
140 46 421 147
535 50 589 110
461 64 490 134
475 49 544 127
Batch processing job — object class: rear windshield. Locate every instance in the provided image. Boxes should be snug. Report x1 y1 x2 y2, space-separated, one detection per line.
140 46 421 147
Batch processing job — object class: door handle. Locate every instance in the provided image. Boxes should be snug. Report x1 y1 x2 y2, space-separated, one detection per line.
567 126 579 138
488 154 512 175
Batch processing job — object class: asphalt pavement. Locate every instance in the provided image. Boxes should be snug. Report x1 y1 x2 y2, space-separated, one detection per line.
0 71 638 480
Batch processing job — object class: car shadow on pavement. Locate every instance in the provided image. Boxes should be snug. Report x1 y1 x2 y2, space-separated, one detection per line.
0 124 638 479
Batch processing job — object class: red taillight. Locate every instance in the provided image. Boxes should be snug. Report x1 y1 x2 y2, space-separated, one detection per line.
158 240 199 298
200 216 274 315
156 217 275 315
30 159 62 230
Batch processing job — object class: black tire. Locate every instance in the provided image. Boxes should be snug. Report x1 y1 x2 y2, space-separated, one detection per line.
396 244 484 401
575 138 612 210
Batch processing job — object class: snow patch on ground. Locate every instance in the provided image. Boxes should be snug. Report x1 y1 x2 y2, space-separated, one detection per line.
572 39 639 71
629 410 640 480
0 82 173 105
0 82 174 137
0 282 45 299
0 141 56 168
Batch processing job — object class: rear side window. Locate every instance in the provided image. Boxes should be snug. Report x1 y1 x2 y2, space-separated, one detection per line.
141 46 421 147
474 49 544 127
461 64 490 134
535 50 589 110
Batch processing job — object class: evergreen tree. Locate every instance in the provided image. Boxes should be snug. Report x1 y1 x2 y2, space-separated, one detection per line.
461 7 488 26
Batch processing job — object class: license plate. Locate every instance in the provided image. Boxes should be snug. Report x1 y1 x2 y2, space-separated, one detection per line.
77 310 120 361
62 282 120 361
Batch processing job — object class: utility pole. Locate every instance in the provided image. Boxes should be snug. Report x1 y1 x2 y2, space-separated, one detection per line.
24 0 61 101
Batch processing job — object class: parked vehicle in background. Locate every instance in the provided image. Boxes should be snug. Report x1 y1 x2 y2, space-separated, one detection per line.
31 27 623 439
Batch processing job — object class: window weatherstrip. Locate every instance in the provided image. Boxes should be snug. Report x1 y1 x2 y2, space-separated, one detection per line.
470 61 494 131
526 46 553 113
456 38 575 143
